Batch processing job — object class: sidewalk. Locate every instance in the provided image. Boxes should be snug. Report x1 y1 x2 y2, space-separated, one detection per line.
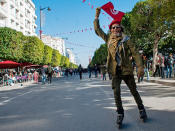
143 76 175 86
0 76 175 92
0 81 36 92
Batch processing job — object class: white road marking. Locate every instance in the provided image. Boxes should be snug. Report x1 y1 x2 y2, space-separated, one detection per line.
0 91 33 106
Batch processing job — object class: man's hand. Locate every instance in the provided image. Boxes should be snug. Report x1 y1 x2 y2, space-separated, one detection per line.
95 7 101 19
137 67 144 78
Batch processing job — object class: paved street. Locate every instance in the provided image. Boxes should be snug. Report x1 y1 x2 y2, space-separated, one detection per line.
0 74 175 131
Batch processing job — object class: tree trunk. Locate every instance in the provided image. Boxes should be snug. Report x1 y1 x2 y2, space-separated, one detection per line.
152 34 160 73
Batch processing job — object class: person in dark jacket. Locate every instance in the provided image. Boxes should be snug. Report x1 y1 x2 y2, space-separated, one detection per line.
78 64 83 80
47 63 53 84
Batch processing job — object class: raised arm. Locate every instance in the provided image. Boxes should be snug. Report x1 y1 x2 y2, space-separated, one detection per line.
93 7 108 42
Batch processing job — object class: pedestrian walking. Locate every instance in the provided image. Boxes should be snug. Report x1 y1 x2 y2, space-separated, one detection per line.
138 53 144 83
167 53 174 78
88 65 92 78
78 64 83 80
94 64 98 78
47 63 53 84
41 67 46 84
100 65 107 80
160 53 165 78
94 7 147 126
153 53 161 77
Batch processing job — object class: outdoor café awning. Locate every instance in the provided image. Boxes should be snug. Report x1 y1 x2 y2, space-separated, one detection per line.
0 61 20 69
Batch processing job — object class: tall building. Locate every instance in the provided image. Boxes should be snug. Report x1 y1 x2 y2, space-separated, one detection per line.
0 0 37 36
66 48 76 64
41 34 66 56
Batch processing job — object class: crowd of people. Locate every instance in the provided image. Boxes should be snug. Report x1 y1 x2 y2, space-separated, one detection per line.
0 64 63 87
137 53 175 83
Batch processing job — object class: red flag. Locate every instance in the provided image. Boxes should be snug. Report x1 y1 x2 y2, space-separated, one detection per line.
101 2 125 22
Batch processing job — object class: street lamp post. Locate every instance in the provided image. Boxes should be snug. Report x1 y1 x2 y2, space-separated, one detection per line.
39 6 51 40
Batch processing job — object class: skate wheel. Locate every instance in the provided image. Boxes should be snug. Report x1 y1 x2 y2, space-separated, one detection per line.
117 123 122 129
141 117 147 123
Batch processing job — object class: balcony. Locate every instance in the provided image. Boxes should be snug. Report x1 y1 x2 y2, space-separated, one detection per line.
0 20 6 27
0 0 7 3
0 5 7 18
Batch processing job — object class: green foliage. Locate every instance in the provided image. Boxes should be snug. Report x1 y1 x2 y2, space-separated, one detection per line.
0 27 73 67
64 57 70 68
60 55 66 67
159 34 175 55
0 27 23 62
122 13 132 35
23 36 44 64
60 55 72 68
91 44 107 66
51 49 61 67
43 45 53 65
69 63 78 68
69 63 73 68
127 0 175 56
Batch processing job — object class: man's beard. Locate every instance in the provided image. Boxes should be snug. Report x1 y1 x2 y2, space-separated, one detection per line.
112 32 122 37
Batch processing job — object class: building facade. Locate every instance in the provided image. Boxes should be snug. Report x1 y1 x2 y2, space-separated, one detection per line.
66 48 76 64
0 0 37 36
41 34 66 56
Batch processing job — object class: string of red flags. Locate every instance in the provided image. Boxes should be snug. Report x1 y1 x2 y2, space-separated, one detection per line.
65 40 96 49
46 1 125 37
80 0 112 21
51 25 107 36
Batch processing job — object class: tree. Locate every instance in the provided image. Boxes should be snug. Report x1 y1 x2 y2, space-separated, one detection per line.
0 27 23 62
23 36 44 64
43 45 53 65
64 57 70 68
129 0 175 71
51 49 61 67
91 44 107 66
60 55 66 67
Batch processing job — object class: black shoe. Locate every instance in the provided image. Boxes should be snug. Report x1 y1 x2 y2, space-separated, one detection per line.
139 109 147 122
117 114 124 124
117 114 124 129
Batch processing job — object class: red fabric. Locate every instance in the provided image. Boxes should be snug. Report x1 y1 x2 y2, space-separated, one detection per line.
39 30 42 36
20 62 32 67
101 2 125 22
0 61 20 69
25 65 41 68
109 19 121 29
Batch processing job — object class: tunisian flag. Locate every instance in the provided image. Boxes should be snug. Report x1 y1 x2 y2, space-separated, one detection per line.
101 2 125 22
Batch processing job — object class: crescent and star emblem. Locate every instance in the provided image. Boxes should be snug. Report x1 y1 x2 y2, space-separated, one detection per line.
110 9 119 15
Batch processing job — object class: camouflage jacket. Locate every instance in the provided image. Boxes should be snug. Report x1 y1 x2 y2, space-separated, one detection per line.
94 19 143 76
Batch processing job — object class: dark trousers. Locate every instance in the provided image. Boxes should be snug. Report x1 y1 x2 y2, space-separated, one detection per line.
160 67 165 78
112 75 144 114
153 65 160 77
48 73 52 83
79 72 82 80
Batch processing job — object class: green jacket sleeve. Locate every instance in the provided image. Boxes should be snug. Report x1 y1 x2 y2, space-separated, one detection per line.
106 48 112 73
127 40 143 68
93 19 108 43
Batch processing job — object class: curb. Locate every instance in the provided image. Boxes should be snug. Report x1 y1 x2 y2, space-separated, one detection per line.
144 78 175 86
0 81 36 92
